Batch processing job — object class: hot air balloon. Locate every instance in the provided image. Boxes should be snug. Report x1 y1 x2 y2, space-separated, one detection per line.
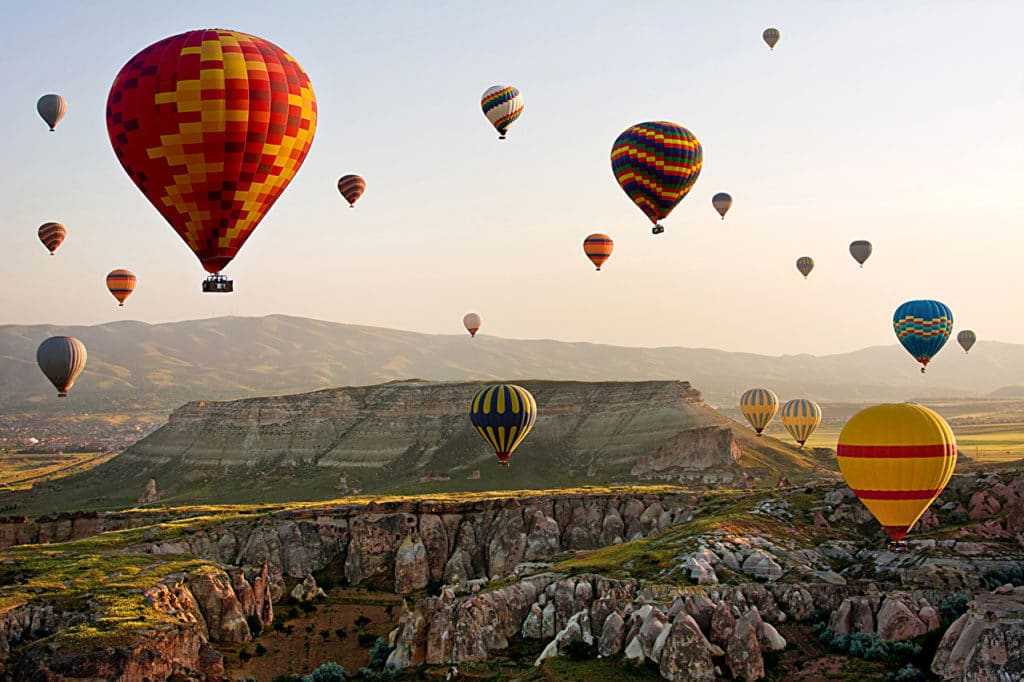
850 241 872 267
781 399 822 447
583 234 614 271
38 222 66 255
463 313 481 337
338 175 365 208
106 29 317 292
740 388 779 436
37 94 67 131
611 121 702 235
957 330 976 354
796 256 814 278
106 269 137 306
763 28 780 50
893 300 953 372
37 336 87 397
481 86 523 140
837 403 956 541
712 193 732 220
469 384 537 465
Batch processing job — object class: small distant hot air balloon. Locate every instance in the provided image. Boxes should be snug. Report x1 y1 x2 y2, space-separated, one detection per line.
763 28 780 50
781 399 822 447
469 383 537 466
611 122 702 235
337 175 365 208
481 86 523 140
106 269 137 306
583 234 614 271
796 257 814 278
37 94 67 131
740 388 779 436
893 300 953 372
837 403 957 542
106 29 317 291
712 193 732 220
37 336 87 397
38 222 66 255
463 313 481 337
957 330 976 354
850 241 872 267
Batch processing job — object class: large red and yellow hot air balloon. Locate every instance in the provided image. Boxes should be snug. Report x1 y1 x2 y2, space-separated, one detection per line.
837 403 957 541
106 29 317 290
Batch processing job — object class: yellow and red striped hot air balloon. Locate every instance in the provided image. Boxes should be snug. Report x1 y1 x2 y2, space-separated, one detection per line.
781 398 822 447
583 233 613 270
837 403 957 542
106 269 137 306
740 388 779 435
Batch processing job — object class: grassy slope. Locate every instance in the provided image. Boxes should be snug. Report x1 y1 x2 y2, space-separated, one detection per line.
0 452 117 492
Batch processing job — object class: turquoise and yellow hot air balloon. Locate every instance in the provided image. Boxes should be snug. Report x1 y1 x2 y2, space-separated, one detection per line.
781 398 822 447
469 384 537 466
893 300 953 372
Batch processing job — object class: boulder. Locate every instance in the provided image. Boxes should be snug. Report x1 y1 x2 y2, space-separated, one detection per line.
659 613 722 682
876 596 929 642
727 607 766 682
289 574 326 602
598 611 625 657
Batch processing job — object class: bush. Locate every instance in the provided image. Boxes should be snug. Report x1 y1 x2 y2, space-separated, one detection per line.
286 606 300 619
938 594 970 626
302 661 347 682
246 614 263 637
320 629 331 641
367 637 392 669
357 631 378 648
887 664 925 681
355 615 372 628
239 646 252 662
255 643 267 657
983 566 1024 589
816 627 921 666
335 627 348 640
299 600 317 614
272 676 303 682
563 639 596 660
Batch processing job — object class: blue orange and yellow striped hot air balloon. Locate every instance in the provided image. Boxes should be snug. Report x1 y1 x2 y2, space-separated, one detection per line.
781 398 822 447
837 403 957 542
481 85 523 139
469 384 537 466
611 121 702 235
893 300 953 373
740 388 779 436
583 233 614 271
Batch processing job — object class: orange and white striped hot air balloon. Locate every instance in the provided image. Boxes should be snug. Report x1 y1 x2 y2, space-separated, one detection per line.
106 269 137 306
837 403 957 542
583 234 614 271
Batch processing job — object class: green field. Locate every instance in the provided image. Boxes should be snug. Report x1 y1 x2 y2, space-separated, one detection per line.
0 452 117 492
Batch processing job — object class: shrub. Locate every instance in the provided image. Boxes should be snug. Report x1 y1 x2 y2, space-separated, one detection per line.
246 614 263 637
355 615 372 628
335 627 348 640
286 606 300 619
239 646 252 662
320 629 331 640
357 631 378 648
564 639 596 660
302 661 347 682
299 600 316 614
887 664 925 681
938 594 970 626
255 643 267 656
367 637 392 669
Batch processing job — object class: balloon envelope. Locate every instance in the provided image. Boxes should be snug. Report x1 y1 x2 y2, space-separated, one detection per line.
106 269 137 306
712 192 732 219
796 257 814 278
469 384 537 465
893 300 953 371
763 28 780 49
781 399 822 447
957 330 976 353
37 94 67 131
38 222 66 255
106 29 317 275
338 175 365 207
37 336 87 397
481 85 523 139
611 121 702 233
740 388 779 435
463 313 481 337
850 240 872 266
837 403 956 541
583 234 614 270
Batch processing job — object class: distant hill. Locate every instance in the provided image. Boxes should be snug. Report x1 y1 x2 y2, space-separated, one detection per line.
989 386 1024 399
1 314 1022 414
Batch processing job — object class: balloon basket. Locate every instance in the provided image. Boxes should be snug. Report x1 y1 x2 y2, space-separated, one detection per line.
652 225 664 235
202 274 233 293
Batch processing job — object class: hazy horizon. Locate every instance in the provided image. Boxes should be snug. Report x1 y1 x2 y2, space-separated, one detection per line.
4 1 1023 355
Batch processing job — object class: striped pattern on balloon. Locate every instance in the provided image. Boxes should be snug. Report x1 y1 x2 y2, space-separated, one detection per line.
37 94 67 131
481 86 523 139
463 313 481 337
37 336 87 397
837 403 957 541
796 256 814 278
712 193 732 219
781 398 822 447
338 175 366 207
740 388 779 435
38 222 66 255
611 121 702 234
893 300 953 372
469 384 538 465
106 269 137 306
583 234 614 270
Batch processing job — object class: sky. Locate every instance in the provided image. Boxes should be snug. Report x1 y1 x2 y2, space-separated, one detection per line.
2 1 1023 355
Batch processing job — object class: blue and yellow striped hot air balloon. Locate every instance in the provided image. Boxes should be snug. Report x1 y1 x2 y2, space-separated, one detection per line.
893 300 953 373
469 384 538 466
611 121 702 235
781 398 822 447
740 388 779 435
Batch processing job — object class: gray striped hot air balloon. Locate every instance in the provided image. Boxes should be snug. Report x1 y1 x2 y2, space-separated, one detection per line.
712 193 732 219
37 336 87 397
849 240 872 267
796 256 814 278
37 94 67 132
763 28 780 50
957 330 976 354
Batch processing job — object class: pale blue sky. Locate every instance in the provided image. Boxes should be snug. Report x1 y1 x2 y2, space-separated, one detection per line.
3 1 1023 354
